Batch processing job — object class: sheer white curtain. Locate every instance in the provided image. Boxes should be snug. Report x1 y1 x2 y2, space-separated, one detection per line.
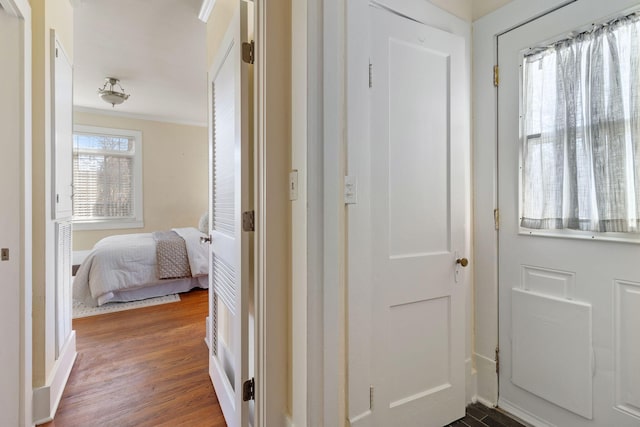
521 13 640 232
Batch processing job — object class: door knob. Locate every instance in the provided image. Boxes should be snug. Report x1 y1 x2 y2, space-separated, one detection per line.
200 235 212 244
456 257 469 267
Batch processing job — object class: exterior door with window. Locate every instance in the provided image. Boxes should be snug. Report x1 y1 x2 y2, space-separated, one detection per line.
498 1 640 426
206 2 253 426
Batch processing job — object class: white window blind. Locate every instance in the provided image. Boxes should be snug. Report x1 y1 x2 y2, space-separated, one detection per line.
521 13 640 233
72 126 143 229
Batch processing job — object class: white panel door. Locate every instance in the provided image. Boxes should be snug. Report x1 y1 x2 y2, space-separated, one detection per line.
362 5 467 426
498 1 640 426
207 2 253 427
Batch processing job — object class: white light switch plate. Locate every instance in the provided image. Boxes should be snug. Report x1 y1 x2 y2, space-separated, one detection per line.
344 175 357 204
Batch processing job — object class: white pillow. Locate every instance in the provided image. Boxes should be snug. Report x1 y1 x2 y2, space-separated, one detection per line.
198 212 209 233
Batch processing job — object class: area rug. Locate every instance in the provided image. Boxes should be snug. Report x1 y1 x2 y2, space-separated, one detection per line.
73 294 181 319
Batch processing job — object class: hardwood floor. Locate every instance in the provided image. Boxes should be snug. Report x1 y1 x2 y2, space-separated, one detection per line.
41 289 226 427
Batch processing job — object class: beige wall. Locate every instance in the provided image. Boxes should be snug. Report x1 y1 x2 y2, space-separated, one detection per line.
72 112 208 250
31 0 74 387
206 0 236 69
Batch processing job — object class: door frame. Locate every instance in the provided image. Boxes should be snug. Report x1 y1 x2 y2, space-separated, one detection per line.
253 1 290 426
0 0 33 425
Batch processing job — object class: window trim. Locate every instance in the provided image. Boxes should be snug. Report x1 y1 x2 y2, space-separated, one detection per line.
72 124 144 231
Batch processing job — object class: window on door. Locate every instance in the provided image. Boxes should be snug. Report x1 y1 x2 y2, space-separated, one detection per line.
72 125 143 230
521 12 640 234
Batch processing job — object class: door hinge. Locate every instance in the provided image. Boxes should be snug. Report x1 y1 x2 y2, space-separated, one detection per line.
55 47 59 58
243 377 255 401
494 208 500 230
493 65 499 87
369 385 374 410
369 61 373 88
495 346 500 375
242 210 255 232
242 41 255 64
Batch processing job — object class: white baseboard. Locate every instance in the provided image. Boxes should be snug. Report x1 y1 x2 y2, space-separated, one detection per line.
32 331 77 424
285 414 295 427
466 357 478 404
498 397 551 427
475 352 498 406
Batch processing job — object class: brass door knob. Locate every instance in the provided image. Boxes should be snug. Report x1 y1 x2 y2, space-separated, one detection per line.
456 258 469 267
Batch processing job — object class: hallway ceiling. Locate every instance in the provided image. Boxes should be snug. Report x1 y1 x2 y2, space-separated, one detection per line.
72 0 513 125
73 0 207 125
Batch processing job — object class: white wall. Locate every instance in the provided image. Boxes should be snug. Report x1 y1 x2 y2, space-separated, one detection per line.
472 0 578 405
72 112 208 251
0 1 32 424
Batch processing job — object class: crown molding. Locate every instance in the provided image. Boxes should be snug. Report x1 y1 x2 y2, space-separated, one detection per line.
73 106 207 128
198 0 216 22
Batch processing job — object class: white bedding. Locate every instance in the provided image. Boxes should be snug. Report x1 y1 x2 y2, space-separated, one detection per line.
73 227 209 307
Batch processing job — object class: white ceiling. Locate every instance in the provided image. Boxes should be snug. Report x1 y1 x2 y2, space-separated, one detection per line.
73 0 207 125
72 0 512 126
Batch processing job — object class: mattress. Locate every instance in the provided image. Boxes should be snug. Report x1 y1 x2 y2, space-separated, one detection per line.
73 228 209 306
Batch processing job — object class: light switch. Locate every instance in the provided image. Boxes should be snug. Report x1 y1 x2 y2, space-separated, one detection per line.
344 175 357 204
1 248 9 261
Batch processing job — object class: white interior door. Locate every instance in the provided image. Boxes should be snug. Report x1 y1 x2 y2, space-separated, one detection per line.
207 2 253 426
352 5 468 426
498 1 640 426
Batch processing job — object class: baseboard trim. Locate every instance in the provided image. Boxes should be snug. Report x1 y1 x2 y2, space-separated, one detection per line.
32 331 77 424
466 357 478 404
498 398 553 427
475 352 498 406
475 395 496 408
285 414 295 427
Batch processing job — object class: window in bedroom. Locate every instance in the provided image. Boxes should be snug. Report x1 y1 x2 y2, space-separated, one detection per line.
520 12 640 236
72 125 143 230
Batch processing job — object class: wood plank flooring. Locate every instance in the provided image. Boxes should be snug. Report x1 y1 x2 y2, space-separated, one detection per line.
41 289 226 427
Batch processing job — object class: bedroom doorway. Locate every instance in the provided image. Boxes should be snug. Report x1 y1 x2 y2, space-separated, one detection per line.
51 0 290 424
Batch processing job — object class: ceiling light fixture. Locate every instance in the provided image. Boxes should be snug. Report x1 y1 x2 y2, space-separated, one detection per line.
97 77 130 107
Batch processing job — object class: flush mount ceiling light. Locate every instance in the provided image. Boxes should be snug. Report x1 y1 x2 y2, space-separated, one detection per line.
97 77 130 107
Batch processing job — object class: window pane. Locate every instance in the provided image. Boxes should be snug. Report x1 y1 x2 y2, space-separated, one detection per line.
73 133 134 154
73 153 134 219
520 14 640 233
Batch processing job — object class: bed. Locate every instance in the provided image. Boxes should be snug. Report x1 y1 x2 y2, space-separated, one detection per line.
73 227 209 307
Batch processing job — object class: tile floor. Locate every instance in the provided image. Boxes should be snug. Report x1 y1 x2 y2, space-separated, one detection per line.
445 403 526 427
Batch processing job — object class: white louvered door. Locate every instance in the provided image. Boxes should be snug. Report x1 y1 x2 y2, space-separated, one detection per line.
207 2 252 426
55 221 72 359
